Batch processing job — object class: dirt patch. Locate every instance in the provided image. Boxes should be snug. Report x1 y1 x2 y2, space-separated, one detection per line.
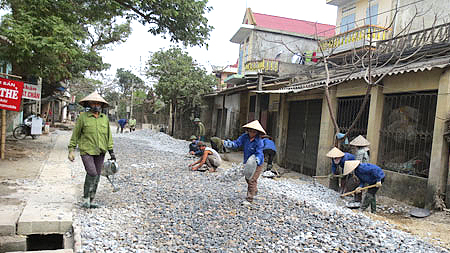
0 134 56 206
0 135 55 180
367 196 450 249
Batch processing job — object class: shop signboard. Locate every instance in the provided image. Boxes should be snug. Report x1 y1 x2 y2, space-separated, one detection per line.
0 77 24 112
23 83 41 101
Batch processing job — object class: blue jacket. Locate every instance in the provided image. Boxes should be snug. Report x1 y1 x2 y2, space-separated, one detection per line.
331 152 355 174
118 119 127 127
228 133 264 166
355 163 385 187
262 138 277 152
189 141 203 156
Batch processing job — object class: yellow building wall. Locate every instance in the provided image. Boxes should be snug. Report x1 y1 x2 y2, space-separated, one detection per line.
336 0 395 33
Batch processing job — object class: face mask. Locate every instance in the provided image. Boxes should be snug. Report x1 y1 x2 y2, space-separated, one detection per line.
92 105 102 112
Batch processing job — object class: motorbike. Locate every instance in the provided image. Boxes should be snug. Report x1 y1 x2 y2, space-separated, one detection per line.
13 115 43 140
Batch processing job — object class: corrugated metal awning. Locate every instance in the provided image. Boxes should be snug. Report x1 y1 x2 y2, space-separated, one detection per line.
270 56 450 94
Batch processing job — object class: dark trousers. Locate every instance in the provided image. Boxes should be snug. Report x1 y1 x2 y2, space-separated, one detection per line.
367 177 385 195
245 165 263 202
263 149 276 165
81 153 105 176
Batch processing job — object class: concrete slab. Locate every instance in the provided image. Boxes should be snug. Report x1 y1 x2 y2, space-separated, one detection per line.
17 203 72 235
0 235 26 252
0 206 20 236
26 184 76 205
8 250 73 253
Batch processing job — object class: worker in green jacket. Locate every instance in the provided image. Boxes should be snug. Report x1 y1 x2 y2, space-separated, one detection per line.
194 118 205 141
68 91 115 208
129 117 136 132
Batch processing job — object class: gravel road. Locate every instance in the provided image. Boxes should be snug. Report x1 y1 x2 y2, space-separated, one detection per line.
73 129 449 252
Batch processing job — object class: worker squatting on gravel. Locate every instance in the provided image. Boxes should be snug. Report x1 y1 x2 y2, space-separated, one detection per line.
68 91 116 209
188 141 222 172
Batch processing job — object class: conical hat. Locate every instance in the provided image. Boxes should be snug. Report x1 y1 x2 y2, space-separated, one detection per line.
242 120 266 135
343 160 360 175
350 135 370 147
326 147 345 158
79 91 109 107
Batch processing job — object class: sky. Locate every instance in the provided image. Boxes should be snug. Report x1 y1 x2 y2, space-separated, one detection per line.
100 0 337 79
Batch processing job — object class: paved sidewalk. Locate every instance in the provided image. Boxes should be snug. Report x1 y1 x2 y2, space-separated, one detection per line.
0 131 76 252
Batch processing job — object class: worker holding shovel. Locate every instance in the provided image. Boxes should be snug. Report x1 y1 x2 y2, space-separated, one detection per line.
343 160 385 213
326 147 355 192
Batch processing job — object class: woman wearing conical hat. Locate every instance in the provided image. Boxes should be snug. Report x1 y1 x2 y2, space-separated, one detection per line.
223 120 266 205
68 91 115 208
350 135 370 163
343 160 385 213
326 146 355 192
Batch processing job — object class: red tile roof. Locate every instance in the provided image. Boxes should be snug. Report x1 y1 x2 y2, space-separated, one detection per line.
252 13 335 38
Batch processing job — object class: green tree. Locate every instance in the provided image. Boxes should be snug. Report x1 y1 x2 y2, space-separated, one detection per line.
115 68 145 95
146 47 215 135
0 0 213 97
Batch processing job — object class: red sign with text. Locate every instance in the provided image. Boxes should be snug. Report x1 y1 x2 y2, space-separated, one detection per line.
0 77 24 112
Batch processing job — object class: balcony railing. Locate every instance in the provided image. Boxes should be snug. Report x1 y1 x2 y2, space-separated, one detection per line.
377 22 450 54
318 25 391 53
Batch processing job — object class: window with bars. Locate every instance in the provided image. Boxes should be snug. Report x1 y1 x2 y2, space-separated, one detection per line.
378 92 437 178
337 96 370 152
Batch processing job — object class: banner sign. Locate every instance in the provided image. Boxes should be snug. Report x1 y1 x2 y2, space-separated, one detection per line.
0 77 24 112
23 83 41 101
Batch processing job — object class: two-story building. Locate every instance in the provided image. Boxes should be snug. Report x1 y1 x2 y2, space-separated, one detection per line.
253 0 450 208
206 8 335 140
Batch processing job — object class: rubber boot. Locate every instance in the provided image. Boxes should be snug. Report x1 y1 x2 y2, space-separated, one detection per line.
89 175 101 208
370 193 377 213
82 174 96 208
361 193 372 211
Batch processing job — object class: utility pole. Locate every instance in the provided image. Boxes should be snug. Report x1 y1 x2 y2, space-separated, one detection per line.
130 81 134 119
255 74 263 120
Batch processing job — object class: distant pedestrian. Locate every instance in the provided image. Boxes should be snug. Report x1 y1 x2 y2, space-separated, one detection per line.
68 91 116 208
189 135 203 156
189 141 222 172
129 118 136 132
261 135 277 172
117 118 127 133
223 120 266 205
326 147 355 193
350 135 370 163
343 160 385 213
193 118 205 142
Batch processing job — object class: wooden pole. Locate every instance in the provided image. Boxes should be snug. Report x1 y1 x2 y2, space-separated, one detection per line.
1 109 5 160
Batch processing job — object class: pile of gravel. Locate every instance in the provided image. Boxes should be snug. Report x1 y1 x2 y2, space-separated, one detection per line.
71 129 449 252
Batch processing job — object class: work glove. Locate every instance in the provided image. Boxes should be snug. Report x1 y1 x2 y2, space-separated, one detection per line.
255 157 261 165
108 150 116 161
375 181 382 188
354 187 362 193
68 150 75 162
223 139 233 149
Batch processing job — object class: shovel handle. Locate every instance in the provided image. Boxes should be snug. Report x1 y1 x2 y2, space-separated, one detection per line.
341 184 378 197
313 174 344 179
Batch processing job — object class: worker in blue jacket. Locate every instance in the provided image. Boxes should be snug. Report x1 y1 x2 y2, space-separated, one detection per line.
223 120 265 204
326 147 355 192
262 135 277 172
117 118 127 133
343 160 385 213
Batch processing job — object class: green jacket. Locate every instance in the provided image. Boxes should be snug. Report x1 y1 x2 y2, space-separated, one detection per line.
129 118 136 127
197 122 205 137
68 111 113 155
